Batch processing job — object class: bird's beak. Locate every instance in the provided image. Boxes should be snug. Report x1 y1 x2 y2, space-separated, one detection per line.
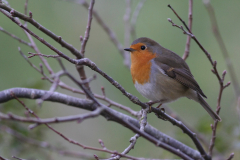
124 48 135 52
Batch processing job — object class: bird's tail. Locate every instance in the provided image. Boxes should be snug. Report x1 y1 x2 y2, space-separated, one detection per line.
197 93 221 121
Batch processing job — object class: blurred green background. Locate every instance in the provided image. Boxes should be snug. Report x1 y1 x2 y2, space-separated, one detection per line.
0 0 240 159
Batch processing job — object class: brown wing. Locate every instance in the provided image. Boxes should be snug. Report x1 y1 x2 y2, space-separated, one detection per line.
160 63 207 98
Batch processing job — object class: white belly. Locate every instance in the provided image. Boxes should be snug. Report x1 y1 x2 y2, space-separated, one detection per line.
134 65 188 103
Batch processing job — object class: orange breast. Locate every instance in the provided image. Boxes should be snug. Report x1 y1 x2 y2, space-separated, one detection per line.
131 50 156 84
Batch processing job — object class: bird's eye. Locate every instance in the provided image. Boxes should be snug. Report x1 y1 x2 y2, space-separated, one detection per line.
141 45 146 50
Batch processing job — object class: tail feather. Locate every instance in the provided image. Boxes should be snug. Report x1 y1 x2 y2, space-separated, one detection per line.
197 93 221 121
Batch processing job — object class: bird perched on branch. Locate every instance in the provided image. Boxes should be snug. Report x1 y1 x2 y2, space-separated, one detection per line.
124 37 221 121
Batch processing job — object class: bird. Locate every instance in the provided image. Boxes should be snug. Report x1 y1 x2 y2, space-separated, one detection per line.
124 37 221 121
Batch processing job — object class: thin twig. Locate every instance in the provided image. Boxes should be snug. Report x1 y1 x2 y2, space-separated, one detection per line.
23 0 29 26
168 5 221 81
226 153 234 160
167 18 194 37
37 72 62 106
0 108 103 125
168 5 190 32
0 26 32 47
28 52 60 58
18 48 53 82
20 18 55 75
208 71 230 156
12 156 27 160
24 0 28 15
111 109 147 160
76 0 95 97
80 0 94 55
182 0 193 60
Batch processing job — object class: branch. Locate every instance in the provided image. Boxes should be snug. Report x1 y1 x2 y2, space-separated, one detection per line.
111 109 148 160
12 156 26 160
164 107 209 147
182 0 193 60
226 153 234 160
28 52 60 58
0 88 204 160
208 71 230 156
0 156 8 160
23 0 29 26
80 0 94 55
0 107 103 125
75 0 95 97
153 106 209 160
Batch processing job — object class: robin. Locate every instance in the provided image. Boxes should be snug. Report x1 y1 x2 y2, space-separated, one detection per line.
124 37 221 121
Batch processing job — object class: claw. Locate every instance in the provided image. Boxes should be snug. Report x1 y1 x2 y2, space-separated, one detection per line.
156 103 162 108
148 106 152 113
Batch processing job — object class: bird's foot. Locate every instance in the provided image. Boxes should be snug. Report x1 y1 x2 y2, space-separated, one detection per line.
155 108 167 121
156 103 162 108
